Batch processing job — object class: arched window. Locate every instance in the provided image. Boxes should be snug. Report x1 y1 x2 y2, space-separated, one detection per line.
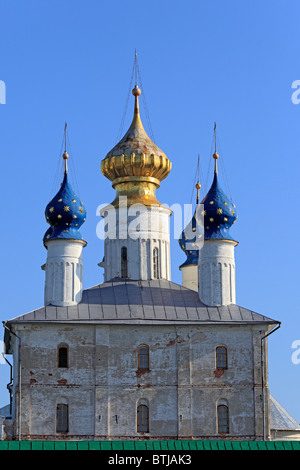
153 247 159 279
121 246 128 278
137 404 149 433
217 404 229 434
56 404 68 433
138 345 149 370
58 346 68 368
216 346 227 369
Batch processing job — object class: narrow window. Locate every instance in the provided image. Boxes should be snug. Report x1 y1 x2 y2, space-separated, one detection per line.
138 345 149 369
217 405 229 434
216 346 227 369
137 404 149 433
121 246 128 278
56 404 68 433
153 247 159 279
58 346 68 368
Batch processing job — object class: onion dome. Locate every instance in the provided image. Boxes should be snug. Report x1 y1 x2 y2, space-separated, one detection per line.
43 151 87 246
201 152 237 241
178 182 203 268
101 84 171 207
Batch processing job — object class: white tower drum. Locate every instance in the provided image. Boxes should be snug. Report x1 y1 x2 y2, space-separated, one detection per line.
44 239 85 306
101 202 171 281
198 239 236 306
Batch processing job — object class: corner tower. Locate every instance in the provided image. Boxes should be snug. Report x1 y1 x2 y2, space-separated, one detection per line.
198 151 238 306
43 146 87 306
101 84 172 281
178 182 202 292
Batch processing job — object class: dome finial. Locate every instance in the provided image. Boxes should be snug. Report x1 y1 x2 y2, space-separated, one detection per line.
62 122 69 174
195 181 201 203
213 151 219 173
134 49 138 86
63 151 69 174
132 50 141 115
212 122 219 173
132 84 141 115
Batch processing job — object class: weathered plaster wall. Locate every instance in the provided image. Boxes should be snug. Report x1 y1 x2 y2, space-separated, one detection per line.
9 322 268 440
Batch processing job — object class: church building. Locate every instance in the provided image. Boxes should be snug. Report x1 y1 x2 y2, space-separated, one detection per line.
2 76 299 441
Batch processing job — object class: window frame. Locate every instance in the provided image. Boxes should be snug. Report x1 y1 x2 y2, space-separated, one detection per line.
137 404 149 433
216 346 228 369
56 403 69 433
217 404 229 434
137 344 149 370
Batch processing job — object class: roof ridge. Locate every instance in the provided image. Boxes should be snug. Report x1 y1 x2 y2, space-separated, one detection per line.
4 281 279 325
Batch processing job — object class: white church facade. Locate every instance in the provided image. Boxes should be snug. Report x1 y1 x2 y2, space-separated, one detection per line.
1 79 300 441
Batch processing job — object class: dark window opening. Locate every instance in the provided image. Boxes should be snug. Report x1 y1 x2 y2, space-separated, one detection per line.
121 246 128 278
58 346 68 368
153 247 159 279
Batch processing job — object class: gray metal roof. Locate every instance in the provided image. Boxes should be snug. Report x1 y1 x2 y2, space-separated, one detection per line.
6 279 279 326
270 395 300 430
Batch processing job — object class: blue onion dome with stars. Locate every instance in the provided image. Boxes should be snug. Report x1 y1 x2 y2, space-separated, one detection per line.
201 152 237 242
178 181 203 268
43 151 87 246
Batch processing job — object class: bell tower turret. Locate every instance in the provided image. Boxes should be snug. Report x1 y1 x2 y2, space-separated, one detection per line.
198 145 238 306
43 127 87 306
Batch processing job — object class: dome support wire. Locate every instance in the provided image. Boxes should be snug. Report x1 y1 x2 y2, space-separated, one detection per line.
204 128 215 193
50 128 65 198
214 126 233 202
203 123 233 202
115 56 135 143
65 126 81 199
49 123 81 200
136 55 156 143
116 50 156 144
187 154 203 223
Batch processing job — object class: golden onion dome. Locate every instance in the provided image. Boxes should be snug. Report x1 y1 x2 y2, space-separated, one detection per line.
101 85 172 207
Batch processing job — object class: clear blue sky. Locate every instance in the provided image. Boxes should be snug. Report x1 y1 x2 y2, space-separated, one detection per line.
1 0 300 424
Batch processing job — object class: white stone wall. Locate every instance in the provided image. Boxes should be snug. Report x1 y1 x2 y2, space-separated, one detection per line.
271 429 300 441
7 322 270 440
180 265 198 292
198 240 236 306
44 239 85 307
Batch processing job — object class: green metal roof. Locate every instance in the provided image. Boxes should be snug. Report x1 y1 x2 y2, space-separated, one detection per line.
0 440 299 451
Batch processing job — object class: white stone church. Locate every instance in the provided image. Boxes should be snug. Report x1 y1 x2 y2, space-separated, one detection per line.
1 81 299 442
